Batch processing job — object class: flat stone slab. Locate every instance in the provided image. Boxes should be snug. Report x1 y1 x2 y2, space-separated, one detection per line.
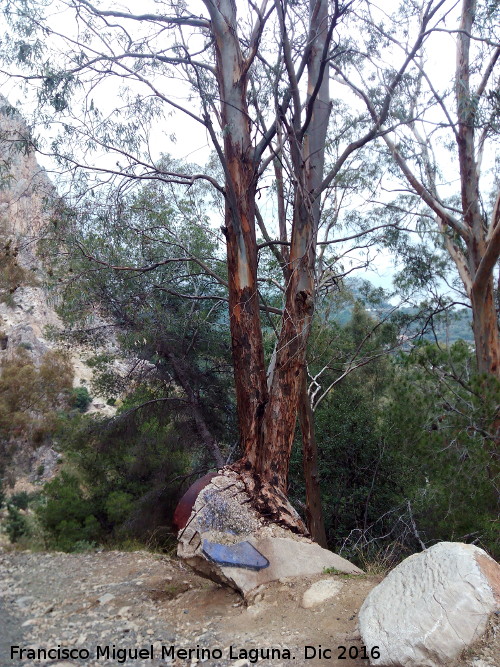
187 535 363 596
301 578 344 608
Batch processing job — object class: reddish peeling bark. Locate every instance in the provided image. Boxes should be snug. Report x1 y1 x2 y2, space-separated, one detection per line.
299 369 328 546
204 0 268 460
456 0 500 379
256 0 331 496
258 195 316 493
203 0 332 533
470 280 500 377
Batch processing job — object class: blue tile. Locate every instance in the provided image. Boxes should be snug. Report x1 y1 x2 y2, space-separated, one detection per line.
202 539 270 571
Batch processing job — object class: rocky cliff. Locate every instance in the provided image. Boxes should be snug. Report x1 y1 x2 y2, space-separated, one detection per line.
0 97 116 492
0 96 60 357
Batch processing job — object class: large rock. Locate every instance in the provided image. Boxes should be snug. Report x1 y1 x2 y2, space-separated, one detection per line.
177 471 362 597
358 542 500 666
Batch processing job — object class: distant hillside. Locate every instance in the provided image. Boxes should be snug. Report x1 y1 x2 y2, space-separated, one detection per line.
334 279 474 344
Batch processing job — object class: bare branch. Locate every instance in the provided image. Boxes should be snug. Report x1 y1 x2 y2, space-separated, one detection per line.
76 0 210 29
476 46 500 99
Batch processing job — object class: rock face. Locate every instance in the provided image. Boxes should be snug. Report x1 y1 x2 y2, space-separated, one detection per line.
358 542 500 666
177 471 363 597
0 95 54 238
0 97 121 489
0 96 60 363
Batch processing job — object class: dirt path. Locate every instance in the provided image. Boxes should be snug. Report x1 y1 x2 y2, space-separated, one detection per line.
0 597 27 662
0 548 497 667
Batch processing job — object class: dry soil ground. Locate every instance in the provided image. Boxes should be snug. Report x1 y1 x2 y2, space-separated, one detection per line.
0 545 498 667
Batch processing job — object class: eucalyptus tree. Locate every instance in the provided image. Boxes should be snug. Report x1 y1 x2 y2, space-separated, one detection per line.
0 0 441 531
335 0 500 381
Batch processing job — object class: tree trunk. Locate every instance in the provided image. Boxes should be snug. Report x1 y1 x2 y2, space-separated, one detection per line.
204 0 332 533
470 280 500 377
298 369 328 546
456 0 500 380
256 0 331 493
257 194 316 491
204 0 269 461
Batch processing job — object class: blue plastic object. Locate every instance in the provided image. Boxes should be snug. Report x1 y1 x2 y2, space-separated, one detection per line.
202 539 269 570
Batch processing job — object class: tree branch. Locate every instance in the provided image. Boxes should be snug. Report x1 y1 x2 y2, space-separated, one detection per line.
76 0 210 28
474 191 500 294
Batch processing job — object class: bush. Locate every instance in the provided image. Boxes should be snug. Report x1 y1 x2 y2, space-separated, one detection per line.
9 491 30 510
36 388 195 551
36 472 102 551
5 505 30 543
71 539 98 553
105 491 134 524
70 386 92 412
289 310 499 562
380 342 500 559
0 347 73 464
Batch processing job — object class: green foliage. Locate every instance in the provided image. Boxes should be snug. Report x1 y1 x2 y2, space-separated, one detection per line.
289 301 403 548
30 175 235 551
5 504 30 543
37 386 195 550
37 471 101 551
290 304 499 562
45 174 235 454
9 491 30 510
105 491 134 524
0 347 74 471
71 539 98 553
383 341 499 557
70 386 92 412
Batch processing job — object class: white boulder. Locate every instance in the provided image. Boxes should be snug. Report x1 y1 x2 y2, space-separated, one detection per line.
358 542 500 666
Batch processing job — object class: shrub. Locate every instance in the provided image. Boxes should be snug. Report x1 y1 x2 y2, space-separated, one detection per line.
70 386 92 412
9 491 30 510
105 491 134 524
0 347 73 460
71 539 98 553
36 472 102 551
5 505 30 543
37 390 194 551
